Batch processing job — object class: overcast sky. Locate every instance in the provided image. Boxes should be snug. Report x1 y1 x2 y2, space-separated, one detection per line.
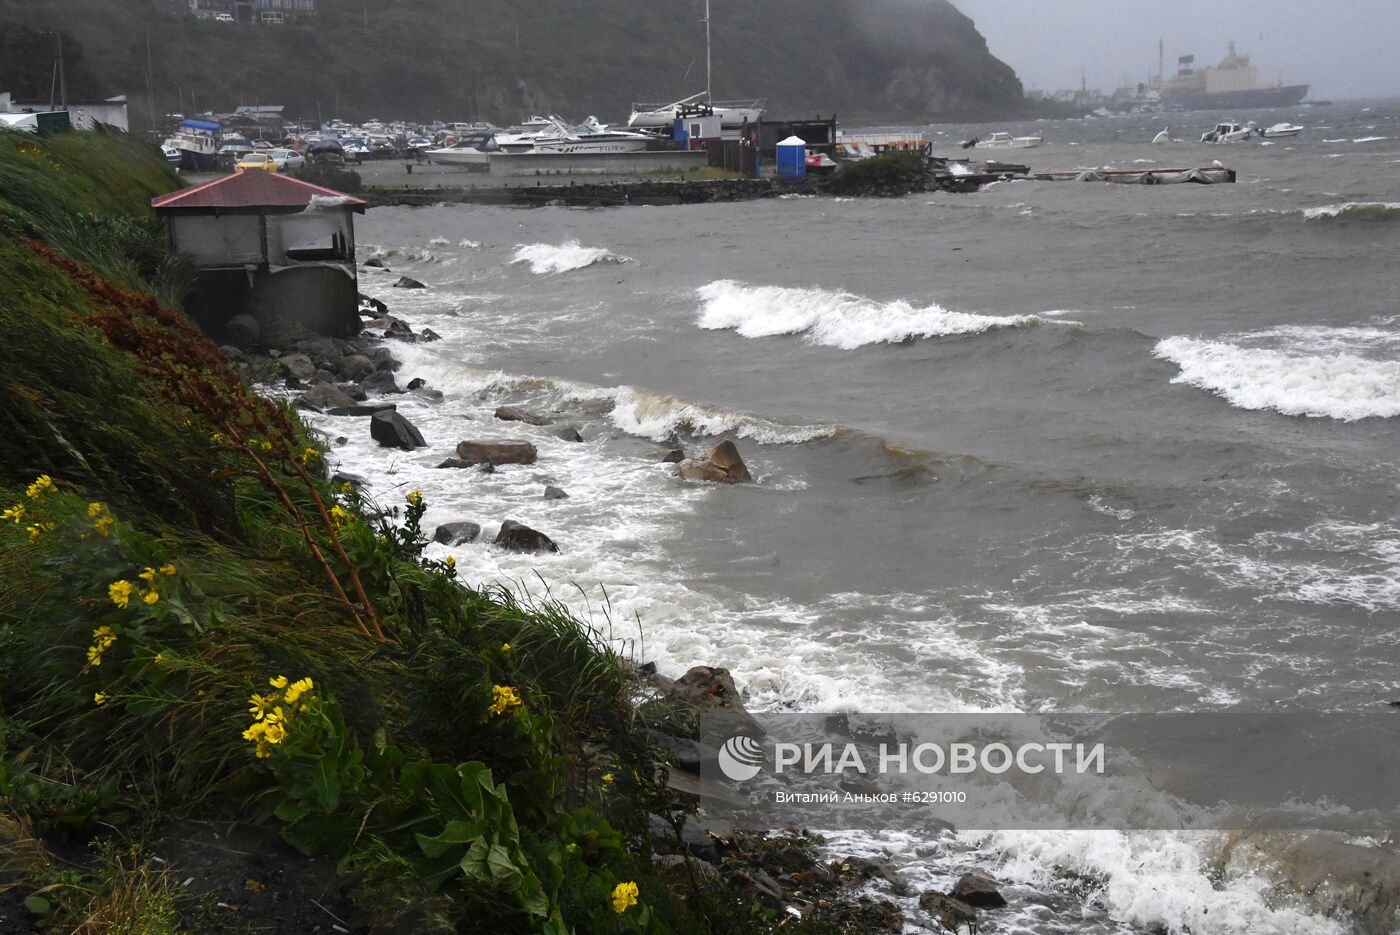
950 0 1400 100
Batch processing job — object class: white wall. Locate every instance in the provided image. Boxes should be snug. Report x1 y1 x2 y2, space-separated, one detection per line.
170 213 264 266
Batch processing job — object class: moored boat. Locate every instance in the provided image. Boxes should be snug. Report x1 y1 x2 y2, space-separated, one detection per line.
966 132 1042 150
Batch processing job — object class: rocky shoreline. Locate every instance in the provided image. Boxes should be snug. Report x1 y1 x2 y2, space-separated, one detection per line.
220 276 1017 934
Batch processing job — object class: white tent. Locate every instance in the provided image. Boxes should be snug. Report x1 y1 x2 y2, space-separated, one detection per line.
0 113 38 133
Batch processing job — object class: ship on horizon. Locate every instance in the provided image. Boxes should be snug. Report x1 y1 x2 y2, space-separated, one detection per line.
1160 41 1309 111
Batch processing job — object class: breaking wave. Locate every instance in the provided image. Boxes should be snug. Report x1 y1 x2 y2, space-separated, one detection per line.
1154 333 1400 421
511 241 630 274
695 280 1053 350
1302 202 1400 222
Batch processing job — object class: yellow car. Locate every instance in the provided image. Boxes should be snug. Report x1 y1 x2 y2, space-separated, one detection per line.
236 153 278 172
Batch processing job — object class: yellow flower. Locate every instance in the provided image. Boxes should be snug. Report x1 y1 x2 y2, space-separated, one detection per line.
258 440 274 453
210 432 225 445
610 881 639 914
88 502 104 518
242 721 267 741
499 641 510 652
94 625 115 642
487 684 522 717
94 692 108 706
444 555 457 569
248 694 270 719
298 447 320 465
108 580 134 609
2 504 25 524
284 677 313 705
340 481 354 494
263 721 287 744
269 675 289 690
139 567 157 582
86 646 104 666
406 489 423 507
159 564 177 576
94 515 114 538
329 506 348 527
143 590 160 605
601 772 614 785
25 475 55 499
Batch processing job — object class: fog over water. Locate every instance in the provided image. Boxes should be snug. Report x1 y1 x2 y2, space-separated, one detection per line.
950 0 1400 100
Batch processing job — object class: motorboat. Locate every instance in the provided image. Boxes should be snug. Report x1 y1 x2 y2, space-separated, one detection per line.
1258 122 1303 138
160 144 184 169
425 128 497 167
492 116 563 153
165 118 221 171
1152 128 1171 144
1200 121 1254 143
965 132 1042 150
527 116 659 154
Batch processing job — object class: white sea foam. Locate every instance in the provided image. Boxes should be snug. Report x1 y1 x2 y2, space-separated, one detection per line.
428 236 450 246
1352 135 1388 143
1301 201 1400 221
1153 334 1400 421
511 240 630 274
695 280 1049 350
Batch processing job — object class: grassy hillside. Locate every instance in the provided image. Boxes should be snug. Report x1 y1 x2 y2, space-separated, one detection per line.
0 131 841 934
0 0 1025 130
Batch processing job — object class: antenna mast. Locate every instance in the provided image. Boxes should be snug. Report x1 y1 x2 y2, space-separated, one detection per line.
704 0 712 101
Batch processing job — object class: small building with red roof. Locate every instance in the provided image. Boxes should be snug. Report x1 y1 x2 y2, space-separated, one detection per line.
152 169 367 341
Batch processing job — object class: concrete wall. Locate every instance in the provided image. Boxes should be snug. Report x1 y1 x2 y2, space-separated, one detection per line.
169 213 264 266
185 264 360 341
267 206 355 265
488 150 708 178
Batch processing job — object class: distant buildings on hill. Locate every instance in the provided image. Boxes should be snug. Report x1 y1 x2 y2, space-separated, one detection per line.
184 0 316 25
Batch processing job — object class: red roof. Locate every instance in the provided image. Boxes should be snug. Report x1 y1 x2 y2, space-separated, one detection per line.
151 170 367 211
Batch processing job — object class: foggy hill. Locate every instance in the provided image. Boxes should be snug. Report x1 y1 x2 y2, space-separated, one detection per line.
0 0 1025 127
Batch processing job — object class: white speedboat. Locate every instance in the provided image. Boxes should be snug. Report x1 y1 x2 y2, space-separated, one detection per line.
1200 121 1254 143
967 132 1042 150
1258 122 1303 138
527 116 658 154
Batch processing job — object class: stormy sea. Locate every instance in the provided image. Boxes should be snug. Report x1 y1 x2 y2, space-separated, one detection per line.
311 101 1400 934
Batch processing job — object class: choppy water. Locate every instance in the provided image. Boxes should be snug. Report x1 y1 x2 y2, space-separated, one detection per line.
313 101 1400 934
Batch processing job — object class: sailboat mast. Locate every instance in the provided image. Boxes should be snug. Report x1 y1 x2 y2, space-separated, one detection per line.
704 0 712 101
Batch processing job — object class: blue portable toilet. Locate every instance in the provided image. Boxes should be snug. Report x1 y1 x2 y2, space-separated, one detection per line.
776 135 807 179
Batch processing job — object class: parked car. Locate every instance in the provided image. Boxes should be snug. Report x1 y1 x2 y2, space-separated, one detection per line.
214 12 234 22
268 148 306 171
236 153 278 172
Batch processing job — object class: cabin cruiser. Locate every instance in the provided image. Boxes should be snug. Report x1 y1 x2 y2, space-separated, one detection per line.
964 132 1042 150
628 93 765 130
491 116 561 153
1200 121 1254 143
1258 122 1303 139
425 128 497 167
164 118 221 171
527 117 659 154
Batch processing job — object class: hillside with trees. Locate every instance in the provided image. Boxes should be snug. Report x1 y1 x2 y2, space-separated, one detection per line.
0 0 1025 129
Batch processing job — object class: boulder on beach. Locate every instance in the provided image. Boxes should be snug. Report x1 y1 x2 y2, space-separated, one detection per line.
661 449 686 463
277 352 316 383
370 410 426 450
370 347 400 371
554 426 583 443
406 377 427 391
296 383 356 412
223 313 261 350
495 405 552 426
393 276 426 289
420 328 442 342
672 440 752 484
543 485 568 500
455 440 538 467
919 892 977 932
360 370 403 395
665 666 762 740
363 256 388 269
951 869 1007 908
494 520 559 553
336 354 375 381
433 522 482 546
326 402 397 417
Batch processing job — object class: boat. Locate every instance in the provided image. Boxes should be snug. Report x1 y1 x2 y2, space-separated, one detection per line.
965 132 1042 150
164 118 221 171
160 144 184 169
1258 122 1303 139
1200 121 1254 143
1152 128 1171 144
629 92 766 131
527 117 659 154
627 1 766 134
1161 42 1308 111
491 116 562 153
425 128 497 167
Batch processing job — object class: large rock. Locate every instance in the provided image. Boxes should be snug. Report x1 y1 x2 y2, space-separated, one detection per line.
326 402 397 417
554 426 583 443
370 347 399 371
369 410 426 450
223 313 261 350
918 892 977 932
672 440 752 485
336 354 376 381
495 406 552 426
363 256 388 269
455 441 538 467
653 854 722 888
661 448 686 463
296 382 356 412
493 520 559 553
666 666 762 741
543 485 569 500
393 276 426 289
951 869 1006 908
277 352 317 383
433 522 482 546
360 370 403 395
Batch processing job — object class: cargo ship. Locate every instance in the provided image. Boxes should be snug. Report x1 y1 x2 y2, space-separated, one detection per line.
1161 42 1308 110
